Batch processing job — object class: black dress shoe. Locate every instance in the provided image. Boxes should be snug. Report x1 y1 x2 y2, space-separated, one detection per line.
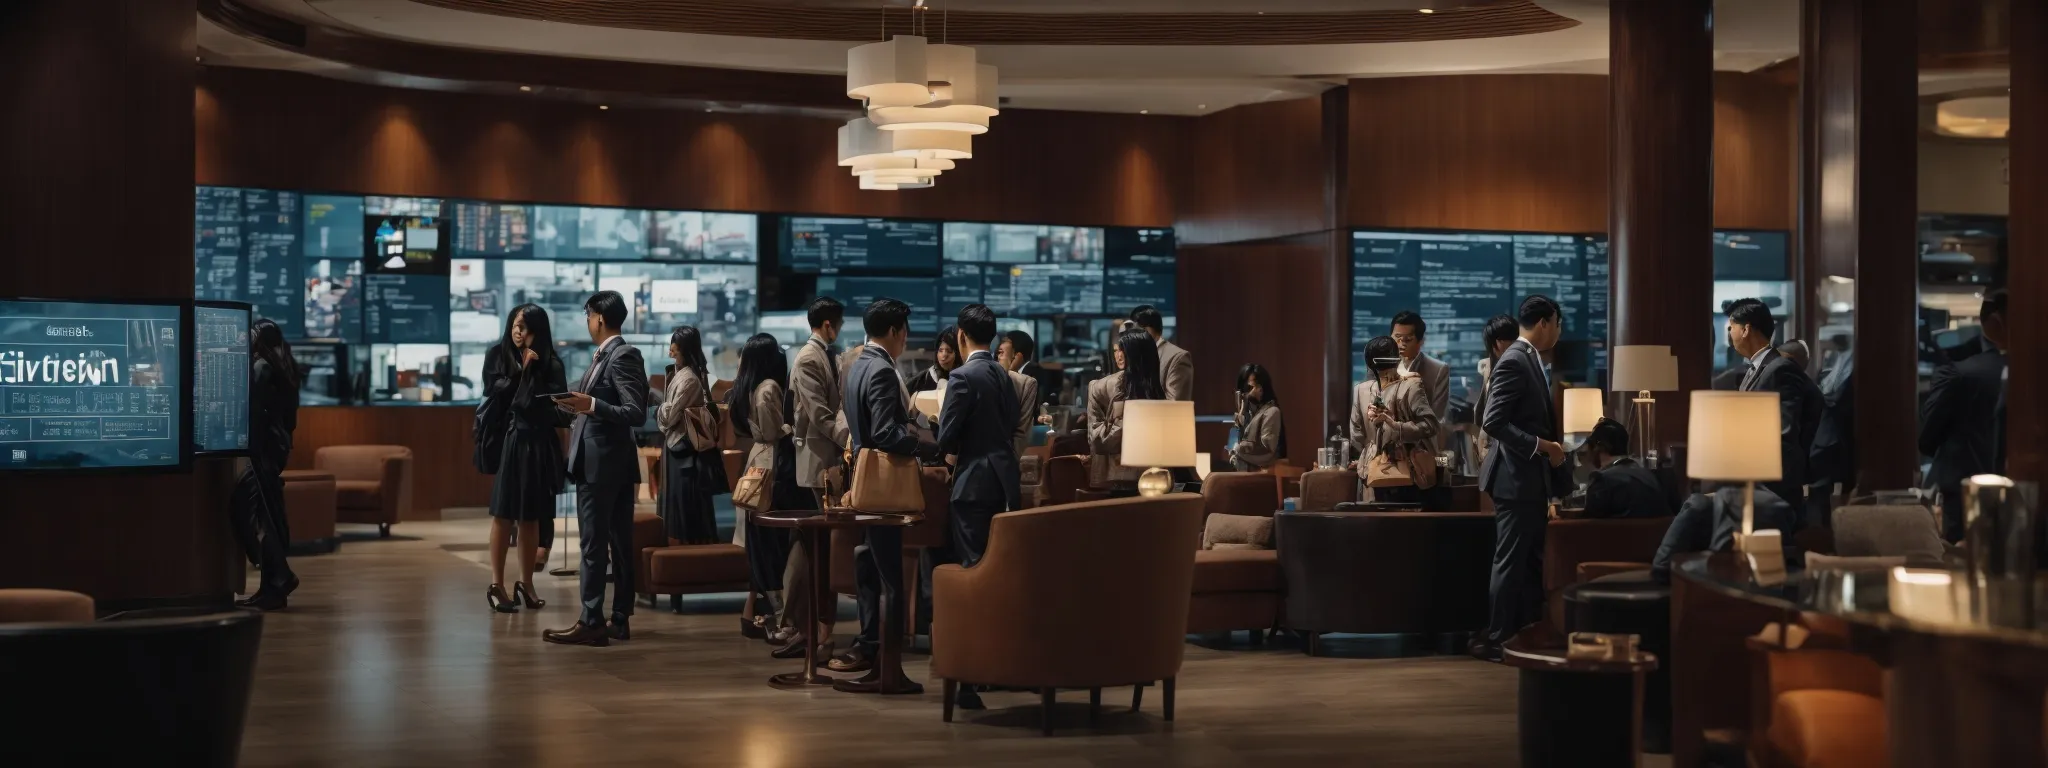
608 617 631 641
542 622 610 647
1469 642 1504 663
827 647 873 673
236 592 287 612
957 686 987 711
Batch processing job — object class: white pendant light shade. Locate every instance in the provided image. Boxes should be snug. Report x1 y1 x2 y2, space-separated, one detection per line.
837 118 893 166
848 156 947 178
870 105 990 134
847 35 932 108
968 64 1000 116
888 129 972 160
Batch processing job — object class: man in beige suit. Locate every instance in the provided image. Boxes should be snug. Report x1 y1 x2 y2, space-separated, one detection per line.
793 298 851 501
1392 310 1450 422
1131 305 1192 402
997 330 1040 456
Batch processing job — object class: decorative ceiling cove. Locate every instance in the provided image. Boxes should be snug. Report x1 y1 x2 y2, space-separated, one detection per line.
400 0 1579 46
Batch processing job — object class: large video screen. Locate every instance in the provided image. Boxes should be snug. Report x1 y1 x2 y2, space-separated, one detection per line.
598 262 758 350
366 214 450 275
819 275 942 336
1713 230 1790 281
0 299 187 472
194 303 251 455
1105 227 1175 312
303 194 365 259
1350 229 1518 380
785 217 941 273
533 205 650 261
652 211 758 262
945 223 1104 264
365 274 450 344
367 343 454 404
454 202 534 258
303 259 363 342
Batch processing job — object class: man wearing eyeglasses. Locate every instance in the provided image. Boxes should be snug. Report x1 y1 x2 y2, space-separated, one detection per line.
1391 310 1449 422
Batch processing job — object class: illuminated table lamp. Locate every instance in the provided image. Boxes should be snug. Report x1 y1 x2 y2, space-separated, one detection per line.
1611 345 1678 465
1121 400 1196 497
1562 387 1604 451
1687 391 1784 582
1194 452 1213 482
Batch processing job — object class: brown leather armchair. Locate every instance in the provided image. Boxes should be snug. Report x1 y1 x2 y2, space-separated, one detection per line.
1190 472 1283 636
1042 455 1088 506
1752 616 1888 768
1276 510 1496 654
931 493 1204 734
1297 468 1358 511
1542 516 1671 630
313 445 415 537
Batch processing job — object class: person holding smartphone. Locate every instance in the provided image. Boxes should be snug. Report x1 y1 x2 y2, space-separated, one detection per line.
1230 364 1286 472
484 304 567 614
1349 336 1441 506
543 291 649 647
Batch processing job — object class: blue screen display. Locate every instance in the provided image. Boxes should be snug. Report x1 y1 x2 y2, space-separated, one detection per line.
0 300 186 471
194 304 251 454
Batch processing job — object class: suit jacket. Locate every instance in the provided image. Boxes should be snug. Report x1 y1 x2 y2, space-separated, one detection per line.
1157 338 1194 402
793 334 850 488
1919 349 2007 491
1739 348 1825 497
1006 368 1039 457
1020 360 1059 409
1405 354 1451 427
742 379 788 473
1480 339 1563 503
940 351 1022 510
1232 401 1283 471
1086 372 1141 485
1349 376 1439 474
655 365 715 452
844 344 929 460
1582 457 1671 519
566 337 649 486
1652 485 1798 580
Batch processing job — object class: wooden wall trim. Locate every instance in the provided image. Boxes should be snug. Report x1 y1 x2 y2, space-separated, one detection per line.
1176 96 1331 246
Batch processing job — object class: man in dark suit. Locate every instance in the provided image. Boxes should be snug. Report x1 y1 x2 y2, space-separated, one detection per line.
939 304 1022 568
1476 295 1571 661
1000 329 1057 412
1727 298 1824 521
828 298 939 693
1920 289 2009 542
1572 418 1670 519
544 290 650 647
1651 484 1800 583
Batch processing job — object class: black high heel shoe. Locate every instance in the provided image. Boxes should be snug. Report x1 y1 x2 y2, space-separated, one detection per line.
488 584 519 614
513 581 545 610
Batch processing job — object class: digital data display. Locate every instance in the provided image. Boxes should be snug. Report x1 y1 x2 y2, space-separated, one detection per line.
784 217 941 273
449 259 598 346
651 211 758 262
193 303 251 455
303 259 363 342
364 196 443 217
941 263 985 321
303 195 365 260
1713 230 1790 281
366 214 450 275
944 222 1104 264
1105 227 1176 313
367 343 453 404
364 274 450 344
290 341 360 407
454 202 533 258
532 205 650 261
1583 235 1610 368
245 189 304 323
818 275 942 336
1512 234 1587 339
0 300 186 472
1010 263 1105 316
195 187 244 302
1351 230 1515 378
598 262 758 353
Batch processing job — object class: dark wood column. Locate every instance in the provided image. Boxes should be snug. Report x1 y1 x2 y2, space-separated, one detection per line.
1609 0 1714 452
0 2 240 606
2011 0 2047 485
1800 0 1919 494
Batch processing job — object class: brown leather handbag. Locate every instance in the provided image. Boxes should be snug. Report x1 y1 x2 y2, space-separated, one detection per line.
1366 446 1438 489
731 466 769 512
846 447 925 516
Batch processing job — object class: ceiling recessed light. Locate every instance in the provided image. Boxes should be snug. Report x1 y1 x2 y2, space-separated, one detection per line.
1419 7 1435 13
1139 109 1149 115
598 105 609 110
1197 104 1207 110
518 85 532 92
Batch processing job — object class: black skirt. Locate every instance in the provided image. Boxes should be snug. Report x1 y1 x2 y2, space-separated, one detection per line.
491 424 567 523
662 443 729 544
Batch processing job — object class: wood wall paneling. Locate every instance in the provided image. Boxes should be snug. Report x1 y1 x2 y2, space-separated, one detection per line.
0 1 241 604
288 407 492 515
1177 239 1334 465
1712 72 1798 232
1176 97 1333 246
2008 0 2045 485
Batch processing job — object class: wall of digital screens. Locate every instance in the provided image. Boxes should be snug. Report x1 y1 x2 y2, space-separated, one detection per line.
194 302 252 455
1350 228 1786 387
196 186 761 404
0 299 190 472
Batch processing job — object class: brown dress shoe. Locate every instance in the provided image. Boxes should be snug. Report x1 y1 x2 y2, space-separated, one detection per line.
827 647 873 673
542 621 610 647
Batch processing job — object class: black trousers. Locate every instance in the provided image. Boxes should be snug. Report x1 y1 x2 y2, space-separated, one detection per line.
229 449 295 595
854 525 905 655
575 480 637 626
950 501 1000 569
1486 498 1548 645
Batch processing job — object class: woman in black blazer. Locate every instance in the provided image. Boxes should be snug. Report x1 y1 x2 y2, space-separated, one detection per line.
484 304 567 614
230 319 302 611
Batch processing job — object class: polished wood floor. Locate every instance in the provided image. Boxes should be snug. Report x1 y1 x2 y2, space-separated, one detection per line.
240 519 1525 767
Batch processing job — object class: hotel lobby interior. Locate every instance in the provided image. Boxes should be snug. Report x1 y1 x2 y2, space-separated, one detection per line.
1 0 2042 766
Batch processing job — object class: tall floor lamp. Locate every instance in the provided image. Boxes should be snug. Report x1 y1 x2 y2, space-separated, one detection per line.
1610 345 1678 466
1687 390 1784 580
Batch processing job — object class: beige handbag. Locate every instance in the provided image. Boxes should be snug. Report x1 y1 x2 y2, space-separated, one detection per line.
731 466 769 512
845 447 924 516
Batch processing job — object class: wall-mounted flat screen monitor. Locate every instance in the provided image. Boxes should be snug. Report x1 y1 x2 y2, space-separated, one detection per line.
366 214 450 275
0 298 190 473
784 216 941 273
651 211 759 262
289 340 362 406
303 194 365 259
1104 227 1176 313
532 205 651 261
598 262 759 358
195 187 245 302
1350 229 1516 381
944 222 1104 264
818 275 942 336
448 259 597 346
302 259 363 342
1713 230 1790 281
1010 262 1105 316
364 196 443 217
454 202 534 258
365 273 451 344
367 343 454 404
193 301 252 455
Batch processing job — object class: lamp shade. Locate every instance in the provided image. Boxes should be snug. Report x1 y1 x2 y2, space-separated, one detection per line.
1562 387 1604 434
1120 399 1195 468
1611 345 1679 392
1686 391 1781 481
846 35 931 108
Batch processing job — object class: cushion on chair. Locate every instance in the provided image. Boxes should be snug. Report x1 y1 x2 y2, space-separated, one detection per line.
1191 548 1281 593
1831 504 1944 562
1202 513 1274 550
1297 468 1358 512
647 544 750 586
333 480 382 509
1768 690 1888 768
0 589 94 624
1201 472 1281 521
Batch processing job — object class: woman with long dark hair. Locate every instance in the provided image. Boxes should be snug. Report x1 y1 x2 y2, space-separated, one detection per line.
1231 363 1287 472
656 326 726 544
484 304 567 613
727 333 812 642
232 318 301 611
1351 335 1442 508
1086 328 1165 489
908 326 960 395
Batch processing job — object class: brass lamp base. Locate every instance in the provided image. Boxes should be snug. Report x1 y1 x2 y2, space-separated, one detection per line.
1137 467 1173 497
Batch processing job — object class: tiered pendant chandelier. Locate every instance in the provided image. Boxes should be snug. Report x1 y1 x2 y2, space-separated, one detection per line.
840 2 998 191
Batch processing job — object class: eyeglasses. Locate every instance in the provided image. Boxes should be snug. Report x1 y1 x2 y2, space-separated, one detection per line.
1392 334 1420 344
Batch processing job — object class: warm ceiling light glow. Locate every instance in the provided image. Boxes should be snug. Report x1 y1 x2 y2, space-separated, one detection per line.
1139 109 1150 115
1197 104 1206 110
1419 8 1435 13
518 85 532 92
598 105 609 110
1936 96 2009 139
847 35 934 109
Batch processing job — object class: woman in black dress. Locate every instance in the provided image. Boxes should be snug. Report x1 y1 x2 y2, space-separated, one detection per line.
231 319 301 611
485 304 567 613
656 326 727 544
728 333 817 640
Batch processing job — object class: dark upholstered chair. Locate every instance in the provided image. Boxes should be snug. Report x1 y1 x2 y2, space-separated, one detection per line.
281 469 339 554
1542 516 1672 629
1276 510 1496 655
1297 468 1358 511
313 444 415 537
1043 455 1089 506
0 589 94 624
932 494 1204 734
1189 472 1284 636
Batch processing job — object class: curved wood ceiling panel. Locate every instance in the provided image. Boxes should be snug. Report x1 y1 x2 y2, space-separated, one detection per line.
403 0 1579 46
